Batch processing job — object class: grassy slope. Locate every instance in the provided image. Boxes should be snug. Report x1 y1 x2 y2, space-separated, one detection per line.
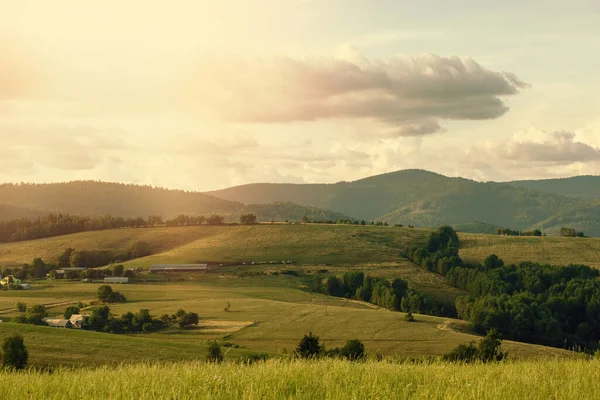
0 224 428 267
459 233 600 268
0 226 218 266
0 323 250 367
4 359 599 399
0 279 567 366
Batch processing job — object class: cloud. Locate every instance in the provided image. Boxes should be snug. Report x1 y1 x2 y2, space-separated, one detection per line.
0 122 126 171
183 49 528 136
497 129 600 164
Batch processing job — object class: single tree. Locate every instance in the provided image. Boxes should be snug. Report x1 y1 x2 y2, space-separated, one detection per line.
2 334 28 370
112 264 125 277
64 306 80 319
97 285 114 302
295 332 324 359
207 341 223 363
478 328 507 362
340 339 366 361
178 312 200 328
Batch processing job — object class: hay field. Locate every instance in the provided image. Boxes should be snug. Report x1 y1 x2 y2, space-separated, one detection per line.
0 280 568 364
2 359 598 400
459 233 600 268
0 224 427 268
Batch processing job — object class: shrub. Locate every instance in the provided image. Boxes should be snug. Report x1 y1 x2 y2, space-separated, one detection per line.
443 329 507 363
64 306 80 319
2 334 28 370
405 312 415 322
295 332 324 359
442 342 480 363
16 302 26 313
178 312 199 328
207 341 223 363
112 264 124 277
340 339 366 361
97 285 126 303
26 304 48 325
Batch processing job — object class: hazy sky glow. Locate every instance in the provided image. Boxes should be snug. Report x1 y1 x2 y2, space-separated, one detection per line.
1 0 599 190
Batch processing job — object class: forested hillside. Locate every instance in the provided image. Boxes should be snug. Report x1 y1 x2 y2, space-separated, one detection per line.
509 176 600 199
0 182 348 224
210 170 600 236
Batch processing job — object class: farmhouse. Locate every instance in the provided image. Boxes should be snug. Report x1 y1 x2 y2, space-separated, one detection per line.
150 264 209 273
104 277 129 284
69 314 85 329
44 318 73 328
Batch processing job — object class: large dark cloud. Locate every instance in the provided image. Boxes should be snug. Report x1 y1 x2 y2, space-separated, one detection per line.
186 52 528 136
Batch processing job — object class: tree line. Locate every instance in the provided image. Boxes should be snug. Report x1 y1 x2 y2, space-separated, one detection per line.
496 228 542 236
407 226 600 349
322 271 455 317
0 213 232 244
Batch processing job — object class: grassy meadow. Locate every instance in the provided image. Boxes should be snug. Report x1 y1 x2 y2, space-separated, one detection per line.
459 233 600 268
0 223 595 372
3 358 599 400
0 278 569 367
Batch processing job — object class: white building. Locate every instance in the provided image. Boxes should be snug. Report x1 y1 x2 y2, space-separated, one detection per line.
103 277 129 284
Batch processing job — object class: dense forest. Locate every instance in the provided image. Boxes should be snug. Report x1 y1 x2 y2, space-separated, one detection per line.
407 226 600 349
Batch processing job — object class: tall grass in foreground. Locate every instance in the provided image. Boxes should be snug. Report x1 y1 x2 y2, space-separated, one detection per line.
3 359 599 399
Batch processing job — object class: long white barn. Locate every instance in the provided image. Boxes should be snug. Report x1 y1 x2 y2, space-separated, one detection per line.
149 264 209 273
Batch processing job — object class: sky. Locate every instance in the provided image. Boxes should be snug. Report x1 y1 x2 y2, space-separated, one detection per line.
1 0 599 191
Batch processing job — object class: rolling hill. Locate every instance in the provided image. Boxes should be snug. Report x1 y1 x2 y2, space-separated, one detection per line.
210 169 600 236
509 176 600 199
0 181 347 223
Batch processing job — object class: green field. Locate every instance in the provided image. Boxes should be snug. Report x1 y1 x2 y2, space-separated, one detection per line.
0 278 568 367
0 224 593 370
0 224 428 268
3 358 598 399
459 233 600 268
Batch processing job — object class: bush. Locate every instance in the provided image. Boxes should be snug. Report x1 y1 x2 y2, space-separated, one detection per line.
97 285 126 303
178 312 200 328
64 306 80 319
442 342 480 363
339 339 366 361
16 302 26 313
26 304 48 325
295 332 324 359
405 312 415 322
2 334 28 370
207 341 223 363
112 264 124 277
442 329 507 363
240 352 269 364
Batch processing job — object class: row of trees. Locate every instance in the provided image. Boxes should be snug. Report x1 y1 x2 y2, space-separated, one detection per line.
496 228 542 236
560 227 585 237
1 243 150 281
323 271 454 317
295 332 366 361
0 213 229 244
407 226 600 349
